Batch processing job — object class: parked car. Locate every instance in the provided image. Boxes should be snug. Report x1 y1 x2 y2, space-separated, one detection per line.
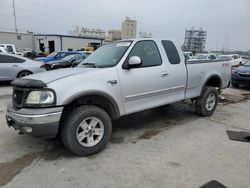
190 53 219 61
44 53 90 70
0 53 46 81
6 38 231 156
34 51 80 63
0 44 17 54
24 50 46 59
231 60 250 87
0 46 8 54
225 54 243 66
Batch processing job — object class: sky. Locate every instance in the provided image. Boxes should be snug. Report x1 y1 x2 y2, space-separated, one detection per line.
0 0 249 51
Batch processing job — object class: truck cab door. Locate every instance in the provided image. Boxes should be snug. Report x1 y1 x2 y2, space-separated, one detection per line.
117 40 186 115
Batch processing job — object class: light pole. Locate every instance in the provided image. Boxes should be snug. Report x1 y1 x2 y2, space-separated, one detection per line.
13 0 18 32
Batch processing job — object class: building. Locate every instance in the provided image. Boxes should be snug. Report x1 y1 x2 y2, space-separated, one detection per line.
121 17 137 39
34 34 104 53
69 27 106 38
0 31 35 51
0 31 104 54
107 30 122 42
182 27 207 53
139 32 152 38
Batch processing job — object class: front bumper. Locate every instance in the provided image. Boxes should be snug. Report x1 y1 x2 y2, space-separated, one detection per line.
232 76 250 86
6 105 63 138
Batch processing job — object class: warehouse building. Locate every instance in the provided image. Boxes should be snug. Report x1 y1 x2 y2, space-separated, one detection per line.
0 31 35 51
0 31 104 53
34 34 104 54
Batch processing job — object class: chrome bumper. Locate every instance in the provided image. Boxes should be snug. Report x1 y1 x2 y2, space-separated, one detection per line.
6 105 63 138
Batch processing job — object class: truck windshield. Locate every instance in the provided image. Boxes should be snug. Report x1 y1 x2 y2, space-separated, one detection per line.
78 41 131 68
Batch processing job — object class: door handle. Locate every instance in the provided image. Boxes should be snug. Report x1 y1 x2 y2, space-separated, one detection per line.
12 64 19 68
161 72 169 77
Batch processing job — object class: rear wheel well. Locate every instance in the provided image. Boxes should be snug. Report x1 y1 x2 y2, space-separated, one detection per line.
204 76 221 90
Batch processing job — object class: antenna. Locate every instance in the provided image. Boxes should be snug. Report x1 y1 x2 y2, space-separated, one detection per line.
13 0 18 32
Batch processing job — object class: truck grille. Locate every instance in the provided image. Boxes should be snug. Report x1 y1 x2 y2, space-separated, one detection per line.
13 88 24 108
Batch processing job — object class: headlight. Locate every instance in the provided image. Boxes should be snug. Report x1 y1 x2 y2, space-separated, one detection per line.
25 90 55 106
232 69 238 74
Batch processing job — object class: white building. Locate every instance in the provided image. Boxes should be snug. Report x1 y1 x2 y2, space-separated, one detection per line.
0 31 35 51
0 31 104 53
121 17 137 39
34 34 104 53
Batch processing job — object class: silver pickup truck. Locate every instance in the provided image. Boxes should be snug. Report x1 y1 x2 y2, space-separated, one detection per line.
6 39 231 156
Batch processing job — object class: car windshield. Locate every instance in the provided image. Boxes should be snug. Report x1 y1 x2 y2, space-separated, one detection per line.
78 41 131 68
192 54 208 60
244 60 250 66
47 52 58 57
61 54 77 61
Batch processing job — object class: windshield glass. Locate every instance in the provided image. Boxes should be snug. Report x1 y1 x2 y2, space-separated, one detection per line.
78 41 131 68
244 60 250 66
192 54 208 60
61 54 76 61
47 52 58 58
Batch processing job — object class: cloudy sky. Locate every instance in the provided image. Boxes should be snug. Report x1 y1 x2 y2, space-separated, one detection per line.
0 0 249 51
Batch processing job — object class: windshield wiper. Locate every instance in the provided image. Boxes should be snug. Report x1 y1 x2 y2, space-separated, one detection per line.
81 63 97 68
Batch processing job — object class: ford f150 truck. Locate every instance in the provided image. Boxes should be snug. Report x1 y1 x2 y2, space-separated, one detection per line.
6 39 231 156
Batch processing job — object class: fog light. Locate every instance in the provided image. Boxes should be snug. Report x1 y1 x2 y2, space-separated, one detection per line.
22 127 32 133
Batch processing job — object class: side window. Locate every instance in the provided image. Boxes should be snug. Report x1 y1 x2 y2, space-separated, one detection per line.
7 46 14 53
0 55 24 63
127 40 162 67
161 40 180 64
210 55 216 60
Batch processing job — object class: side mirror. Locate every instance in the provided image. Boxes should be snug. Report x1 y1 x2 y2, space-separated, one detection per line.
122 56 142 70
128 56 142 66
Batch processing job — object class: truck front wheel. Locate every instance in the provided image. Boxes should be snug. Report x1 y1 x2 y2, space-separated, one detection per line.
61 105 112 156
195 87 218 117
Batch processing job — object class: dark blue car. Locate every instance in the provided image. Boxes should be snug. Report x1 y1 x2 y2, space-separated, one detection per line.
34 51 81 63
232 60 250 87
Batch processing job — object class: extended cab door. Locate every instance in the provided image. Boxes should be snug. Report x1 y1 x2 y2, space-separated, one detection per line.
117 40 187 115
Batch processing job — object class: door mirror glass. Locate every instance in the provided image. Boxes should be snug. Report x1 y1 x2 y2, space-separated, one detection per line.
128 56 142 66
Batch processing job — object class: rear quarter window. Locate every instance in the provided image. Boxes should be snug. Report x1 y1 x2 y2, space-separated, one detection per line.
161 40 180 64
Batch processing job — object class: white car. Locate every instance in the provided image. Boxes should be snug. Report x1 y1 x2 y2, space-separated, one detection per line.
190 53 219 61
0 44 17 54
0 46 8 54
0 53 46 81
225 54 243 66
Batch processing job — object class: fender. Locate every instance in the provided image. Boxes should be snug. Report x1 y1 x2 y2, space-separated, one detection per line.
200 74 222 96
63 90 121 118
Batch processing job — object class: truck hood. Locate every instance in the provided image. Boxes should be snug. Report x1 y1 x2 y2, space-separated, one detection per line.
25 68 98 84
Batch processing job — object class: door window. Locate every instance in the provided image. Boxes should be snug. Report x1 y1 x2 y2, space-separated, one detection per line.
161 40 180 64
127 40 162 67
0 55 25 63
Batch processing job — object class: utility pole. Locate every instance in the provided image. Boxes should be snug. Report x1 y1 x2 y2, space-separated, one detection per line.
13 0 18 32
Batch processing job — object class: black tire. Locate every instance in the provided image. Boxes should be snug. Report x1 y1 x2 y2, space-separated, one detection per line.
231 81 239 88
195 87 218 117
17 70 32 78
61 105 112 156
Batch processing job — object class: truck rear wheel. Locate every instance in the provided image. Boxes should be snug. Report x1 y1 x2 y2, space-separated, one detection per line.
195 87 218 116
61 105 112 156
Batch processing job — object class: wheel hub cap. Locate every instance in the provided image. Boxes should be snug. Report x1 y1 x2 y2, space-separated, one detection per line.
76 117 104 147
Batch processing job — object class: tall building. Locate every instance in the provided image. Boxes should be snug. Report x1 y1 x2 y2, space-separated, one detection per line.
182 27 207 53
107 30 122 41
121 17 137 39
69 26 106 38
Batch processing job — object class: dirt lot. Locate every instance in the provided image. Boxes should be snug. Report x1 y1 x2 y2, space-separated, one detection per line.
0 83 250 188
